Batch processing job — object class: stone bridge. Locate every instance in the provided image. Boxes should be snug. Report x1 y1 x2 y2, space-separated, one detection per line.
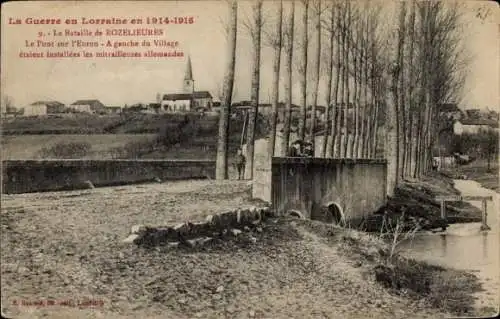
252 154 387 224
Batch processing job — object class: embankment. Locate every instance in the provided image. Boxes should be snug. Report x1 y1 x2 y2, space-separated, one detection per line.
1 159 215 194
362 173 482 232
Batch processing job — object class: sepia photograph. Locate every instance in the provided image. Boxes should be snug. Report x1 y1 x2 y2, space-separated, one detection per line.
1 0 499 318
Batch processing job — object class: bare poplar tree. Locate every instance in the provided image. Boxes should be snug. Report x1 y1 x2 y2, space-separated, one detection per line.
281 1 295 155
298 0 309 142
323 3 335 158
309 0 322 155
245 0 263 180
267 0 283 157
216 0 238 180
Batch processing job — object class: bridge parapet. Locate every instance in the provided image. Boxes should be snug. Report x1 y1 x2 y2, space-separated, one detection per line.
253 156 388 223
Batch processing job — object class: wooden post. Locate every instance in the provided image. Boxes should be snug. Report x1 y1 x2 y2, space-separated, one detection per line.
440 200 446 220
480 199 490 231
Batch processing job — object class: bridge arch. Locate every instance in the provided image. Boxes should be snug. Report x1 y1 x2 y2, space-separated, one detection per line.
323 202 345 225
287 209 306 220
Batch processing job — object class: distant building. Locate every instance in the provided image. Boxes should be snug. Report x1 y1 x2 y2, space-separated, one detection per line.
105 105 122 114
161 56 213 112
437 103 463 120
465 109 481 119
453 118 499 135
23 101 66 116
69 99 106 114
148 103 162 113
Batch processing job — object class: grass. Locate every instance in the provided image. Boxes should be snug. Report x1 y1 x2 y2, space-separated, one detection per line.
1 134 157 159
360 173 483 232
2 113 268 161
442 159 499 192
300 219 484 316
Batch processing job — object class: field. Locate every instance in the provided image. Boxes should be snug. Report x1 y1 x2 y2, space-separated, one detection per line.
1 113 267 160
1 134 157 160
1 180 487 319
1 113 220 135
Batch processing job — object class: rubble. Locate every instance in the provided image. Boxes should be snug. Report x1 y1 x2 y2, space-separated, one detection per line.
123 206 274 248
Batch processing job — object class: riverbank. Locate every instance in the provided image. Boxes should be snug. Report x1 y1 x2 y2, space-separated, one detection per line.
441 160 499 193
362 172 483 232
0 180 483 318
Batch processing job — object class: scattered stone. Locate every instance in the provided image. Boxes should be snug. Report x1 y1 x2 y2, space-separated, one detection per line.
231 229 242 236
219 211 238 228
212 294 222 300
17 266 29 275
130 224 145 234
83 180 95 189
256 227 263 233
249 236 257 243
153 177 162 183
122 234 139 243
249 310 256 317
168 242 180 248
200 237 213 245
216 285 224 293
177 299 187 305
236 209 242 223
186 239 198 248
243 226 251 232
205 215 214 223
173 223 187 231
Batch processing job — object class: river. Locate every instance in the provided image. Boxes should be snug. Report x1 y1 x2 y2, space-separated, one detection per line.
400 179 499 311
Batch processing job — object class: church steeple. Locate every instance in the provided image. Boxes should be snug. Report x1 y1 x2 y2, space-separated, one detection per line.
184 55 193 81
183 55 194 93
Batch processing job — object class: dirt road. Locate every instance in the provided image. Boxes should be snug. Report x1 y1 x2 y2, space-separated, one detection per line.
2 180 449 318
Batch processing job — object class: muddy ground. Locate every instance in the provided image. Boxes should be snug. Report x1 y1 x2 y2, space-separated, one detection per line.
0 180 483 318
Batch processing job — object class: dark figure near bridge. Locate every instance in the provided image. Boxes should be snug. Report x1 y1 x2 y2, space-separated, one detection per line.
288 140 303 157
236 148 246 180
303 142 314 157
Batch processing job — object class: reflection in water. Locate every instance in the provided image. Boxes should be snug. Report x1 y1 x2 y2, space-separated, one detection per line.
482 231 488 260
401 179 499 311
440 234 447 257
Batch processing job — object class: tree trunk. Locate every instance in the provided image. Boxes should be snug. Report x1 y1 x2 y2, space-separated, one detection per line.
332 3 342 158
342 4 349 158
215 0 237 180
405 0 416 177
310 0 321 155
268 0 283 157
352 18 360 159
281 1 295 155
245 0 262 180
393 2 406 185
298 0 309 142
385 87 398 197
323 3 335 158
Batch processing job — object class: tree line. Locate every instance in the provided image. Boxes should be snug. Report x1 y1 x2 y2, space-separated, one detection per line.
215 0 470 196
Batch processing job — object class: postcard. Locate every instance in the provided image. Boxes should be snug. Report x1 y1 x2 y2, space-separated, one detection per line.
1 1 498 318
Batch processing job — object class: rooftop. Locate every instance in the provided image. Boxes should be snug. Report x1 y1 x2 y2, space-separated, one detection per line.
163 91 212 100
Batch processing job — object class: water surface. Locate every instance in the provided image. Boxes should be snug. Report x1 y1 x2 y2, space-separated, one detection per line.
400 180 499 312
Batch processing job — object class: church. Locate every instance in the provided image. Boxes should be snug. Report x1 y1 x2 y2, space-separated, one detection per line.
161 56 213 112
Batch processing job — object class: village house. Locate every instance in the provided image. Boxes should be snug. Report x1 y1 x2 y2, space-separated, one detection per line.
437 103 463 120
161 56 213 112
23 101 66 116
105 105 123 114
69 99 106 114
453 118 499 135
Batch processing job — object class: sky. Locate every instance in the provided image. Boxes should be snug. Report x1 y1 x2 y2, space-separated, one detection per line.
1 0 498 111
